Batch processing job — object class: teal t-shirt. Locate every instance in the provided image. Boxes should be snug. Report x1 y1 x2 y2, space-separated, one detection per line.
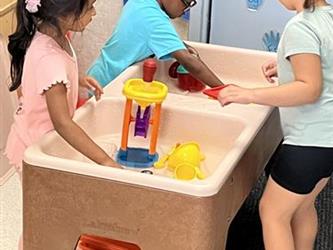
277 5 333 147
87 0 186 87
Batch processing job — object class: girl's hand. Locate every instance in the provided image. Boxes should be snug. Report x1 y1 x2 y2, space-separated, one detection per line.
102 159 123 169
218 85 254 106
79 76 104 101
262 60 277 83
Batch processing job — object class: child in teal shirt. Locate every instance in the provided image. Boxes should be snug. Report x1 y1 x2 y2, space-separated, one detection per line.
88 0 223 88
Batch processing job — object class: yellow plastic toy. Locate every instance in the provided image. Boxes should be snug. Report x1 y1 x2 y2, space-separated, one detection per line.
116 59 168 168
154 141 206 180
122 78 167 108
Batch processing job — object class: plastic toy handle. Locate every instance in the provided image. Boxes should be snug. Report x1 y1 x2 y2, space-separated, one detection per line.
168 61 180 78
154 154 169 169
195 167 205 180
202 84 230 100
143 59 157 82
154 144 179 169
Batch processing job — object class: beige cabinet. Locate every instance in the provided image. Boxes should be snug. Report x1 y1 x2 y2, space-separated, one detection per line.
0 0 17 39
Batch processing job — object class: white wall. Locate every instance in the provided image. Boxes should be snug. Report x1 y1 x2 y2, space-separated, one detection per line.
72 0 123 75
0 34 17 183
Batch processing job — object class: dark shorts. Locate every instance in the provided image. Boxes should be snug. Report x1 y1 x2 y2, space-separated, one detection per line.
270 144 333 195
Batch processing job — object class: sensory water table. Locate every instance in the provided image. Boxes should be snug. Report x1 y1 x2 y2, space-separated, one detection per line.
22 42 282 250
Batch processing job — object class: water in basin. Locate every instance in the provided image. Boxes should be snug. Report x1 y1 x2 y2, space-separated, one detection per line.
42 97 246 180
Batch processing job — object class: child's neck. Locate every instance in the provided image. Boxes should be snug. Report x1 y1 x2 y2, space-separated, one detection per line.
38 24 72 56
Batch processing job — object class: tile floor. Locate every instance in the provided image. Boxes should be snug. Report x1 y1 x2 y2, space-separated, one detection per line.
0 173 22 250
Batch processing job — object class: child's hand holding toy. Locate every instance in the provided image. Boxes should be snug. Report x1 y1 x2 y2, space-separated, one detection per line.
217 85 254 106
203 84 254 106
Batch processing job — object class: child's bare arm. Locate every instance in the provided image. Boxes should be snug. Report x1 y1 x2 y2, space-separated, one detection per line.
218 54 322 107
183 42 200 57
172 49 223 88
45 83 121 168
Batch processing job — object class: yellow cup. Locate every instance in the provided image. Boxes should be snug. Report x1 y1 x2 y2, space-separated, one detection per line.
167 142 205 180
174 163 205 180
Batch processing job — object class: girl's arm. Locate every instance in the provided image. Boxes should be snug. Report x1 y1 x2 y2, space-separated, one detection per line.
45 83 121 168
172 49 223 88
219 53 322 107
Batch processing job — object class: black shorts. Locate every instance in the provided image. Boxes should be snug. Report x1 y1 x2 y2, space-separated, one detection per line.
270 144 333 195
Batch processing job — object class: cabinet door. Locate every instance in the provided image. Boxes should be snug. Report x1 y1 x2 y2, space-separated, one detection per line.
0 0 17 39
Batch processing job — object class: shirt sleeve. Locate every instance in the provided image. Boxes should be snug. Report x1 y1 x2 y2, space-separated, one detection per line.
147 16 186 60
35 54 70 94
87 52 114 88
283 21 320 59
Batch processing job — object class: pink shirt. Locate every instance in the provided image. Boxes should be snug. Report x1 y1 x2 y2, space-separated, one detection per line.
5 32 79 169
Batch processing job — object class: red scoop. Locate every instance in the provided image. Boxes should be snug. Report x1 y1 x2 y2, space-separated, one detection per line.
75 234 141 250
202 84 230 99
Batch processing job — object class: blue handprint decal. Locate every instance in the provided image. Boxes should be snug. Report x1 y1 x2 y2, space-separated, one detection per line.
182 10 190 22
262 30 281 52
247 0 263 11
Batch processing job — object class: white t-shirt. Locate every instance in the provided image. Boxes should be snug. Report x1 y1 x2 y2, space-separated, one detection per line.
277 5 333 147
